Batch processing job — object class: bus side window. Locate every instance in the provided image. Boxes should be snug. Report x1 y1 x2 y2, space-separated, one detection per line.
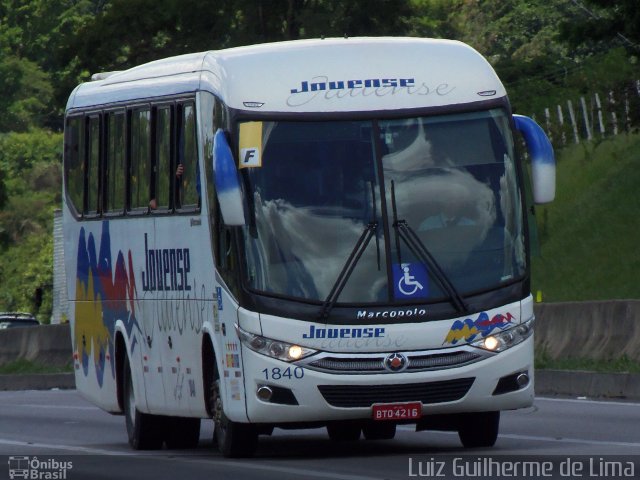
175 102 200 211
129 108 151 212
85 115 101 216
105 111 126 215
64 116 85 217
151 105 172 212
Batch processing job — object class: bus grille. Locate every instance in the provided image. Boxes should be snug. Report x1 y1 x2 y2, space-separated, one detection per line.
317 377 475 408
306 351 482 374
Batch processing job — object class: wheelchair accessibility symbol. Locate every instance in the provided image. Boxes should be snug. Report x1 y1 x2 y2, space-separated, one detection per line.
393 263 428 299
399 265 423 295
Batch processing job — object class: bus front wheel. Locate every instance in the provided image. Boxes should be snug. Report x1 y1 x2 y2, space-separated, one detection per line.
457 411 500 448
211 366 257 457
123 355 165 450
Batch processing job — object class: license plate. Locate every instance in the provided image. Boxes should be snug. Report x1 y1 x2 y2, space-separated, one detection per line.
372 401 422 421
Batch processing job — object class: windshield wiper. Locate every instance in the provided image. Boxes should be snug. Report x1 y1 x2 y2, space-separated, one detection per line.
390 181 469 314
318 181 380 321
318 221 378 321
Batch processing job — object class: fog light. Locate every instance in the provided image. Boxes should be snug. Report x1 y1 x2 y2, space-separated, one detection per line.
516 372 530 388
257 385 273 402
483 336 500 351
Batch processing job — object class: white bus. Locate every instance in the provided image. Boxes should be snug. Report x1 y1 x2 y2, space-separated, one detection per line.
63 37 555 457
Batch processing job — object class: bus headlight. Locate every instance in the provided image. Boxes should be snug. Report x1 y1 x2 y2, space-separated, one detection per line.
236 325 317 362
472 317 534 353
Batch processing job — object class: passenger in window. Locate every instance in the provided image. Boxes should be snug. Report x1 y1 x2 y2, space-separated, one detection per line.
149 164 185 210
174 162 201 209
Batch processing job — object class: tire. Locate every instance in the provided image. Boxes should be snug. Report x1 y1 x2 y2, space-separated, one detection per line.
457 411 500 448
362 421 396 440
211 362 257 457
327 421 361 441
165 417 201 449
123 355 165 450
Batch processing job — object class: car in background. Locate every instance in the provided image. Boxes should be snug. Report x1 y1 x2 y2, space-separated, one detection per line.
0 312 40 329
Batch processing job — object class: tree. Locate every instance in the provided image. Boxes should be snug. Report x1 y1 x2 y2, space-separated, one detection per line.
560 0 640 53
0 164 7 211
0 130 61 318
57 0 420 85
0 56 53 132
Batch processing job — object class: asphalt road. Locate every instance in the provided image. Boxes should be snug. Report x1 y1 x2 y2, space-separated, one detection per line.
0 390 639 480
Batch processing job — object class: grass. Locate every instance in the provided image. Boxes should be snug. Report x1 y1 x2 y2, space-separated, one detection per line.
529 134 640 371
531 132 640 302
535 350 640 373
0 359 73 375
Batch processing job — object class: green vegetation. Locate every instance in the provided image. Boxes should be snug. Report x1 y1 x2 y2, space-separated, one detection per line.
0 358 72 375
1 0 639 322
0 130 61 320
532 132 640 301
535 350 640 374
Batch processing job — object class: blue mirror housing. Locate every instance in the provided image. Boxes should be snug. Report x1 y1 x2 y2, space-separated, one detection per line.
513 115 556 204
213 129 246 226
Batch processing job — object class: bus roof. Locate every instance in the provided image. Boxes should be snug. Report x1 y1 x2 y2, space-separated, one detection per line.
66 37 506 114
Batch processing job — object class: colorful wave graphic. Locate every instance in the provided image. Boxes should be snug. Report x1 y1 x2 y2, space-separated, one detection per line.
74 221 140 387
444 312 515 345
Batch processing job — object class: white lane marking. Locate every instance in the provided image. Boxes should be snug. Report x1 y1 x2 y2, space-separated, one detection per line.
0 439 380 480
3 404 100 410
397 426 640 448
536 396 640 407
0 438 134 456
499 433 640 448
186 458 384 480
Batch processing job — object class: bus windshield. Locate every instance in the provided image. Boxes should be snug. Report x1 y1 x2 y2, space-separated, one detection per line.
239 108 525 306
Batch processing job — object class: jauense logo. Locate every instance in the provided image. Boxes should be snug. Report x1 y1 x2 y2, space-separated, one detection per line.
286 75 455 107
302 325 385 339
290 77 415 94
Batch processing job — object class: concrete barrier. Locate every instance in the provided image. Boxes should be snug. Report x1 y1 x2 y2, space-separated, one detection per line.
3 303 639 367
1 303 639 398
0 323 72 367
536 370 640 399
534 300 640 361
3 304 640 365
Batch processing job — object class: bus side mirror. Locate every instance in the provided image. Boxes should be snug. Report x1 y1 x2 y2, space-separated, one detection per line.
213 129 246 226
513 115 556 204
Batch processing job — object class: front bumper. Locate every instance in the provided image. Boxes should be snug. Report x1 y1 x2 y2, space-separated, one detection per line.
241 334 534 424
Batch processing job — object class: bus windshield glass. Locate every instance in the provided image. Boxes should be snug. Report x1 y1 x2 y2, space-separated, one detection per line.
239 109 525 305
